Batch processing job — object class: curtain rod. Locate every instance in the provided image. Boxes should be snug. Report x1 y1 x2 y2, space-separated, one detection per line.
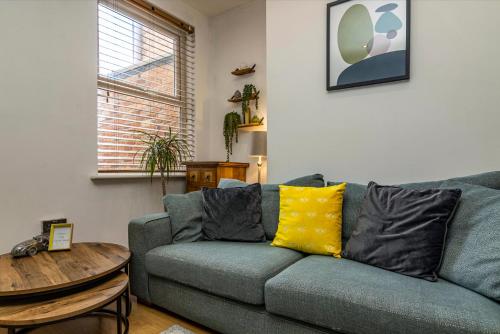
125 0 195 34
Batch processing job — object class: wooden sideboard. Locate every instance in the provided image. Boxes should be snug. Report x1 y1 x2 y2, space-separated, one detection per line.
183 161 249 192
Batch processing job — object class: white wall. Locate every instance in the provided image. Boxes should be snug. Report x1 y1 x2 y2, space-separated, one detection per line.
0 0 209 253
266 0 500 184
207 0 267 183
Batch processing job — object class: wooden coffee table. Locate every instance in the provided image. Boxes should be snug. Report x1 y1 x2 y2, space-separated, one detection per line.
0 243 131 334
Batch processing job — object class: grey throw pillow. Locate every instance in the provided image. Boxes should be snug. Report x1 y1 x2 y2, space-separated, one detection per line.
343 182 462 281
439 181 500 301
218 174 324 239
201 183 265 242
164 191 203 243
218 178 248 188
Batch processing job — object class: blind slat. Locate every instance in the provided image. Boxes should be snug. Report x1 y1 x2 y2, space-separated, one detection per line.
98 0 195 172
98 16 195 58
98 128 195 139
97 87 195 108
97 89 195 110
98 76 195 98
98 106 195 124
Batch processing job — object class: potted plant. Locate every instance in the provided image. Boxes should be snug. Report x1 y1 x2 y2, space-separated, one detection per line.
223 111 242 162
241 84 259 124
136 128 192 197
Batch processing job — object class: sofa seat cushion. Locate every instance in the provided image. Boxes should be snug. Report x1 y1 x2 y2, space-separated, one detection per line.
265 256 500 334
145 241 303 305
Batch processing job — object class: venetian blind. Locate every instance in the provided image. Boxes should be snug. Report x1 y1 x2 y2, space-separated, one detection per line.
97 0 195 172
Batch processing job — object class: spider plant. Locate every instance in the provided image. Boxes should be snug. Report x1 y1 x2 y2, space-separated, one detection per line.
136 128 192 197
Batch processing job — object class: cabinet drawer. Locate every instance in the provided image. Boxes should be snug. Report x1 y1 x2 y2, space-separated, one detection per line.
201 170 216 184
187 170 200 186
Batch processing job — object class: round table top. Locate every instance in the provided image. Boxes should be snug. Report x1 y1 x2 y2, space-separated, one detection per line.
0 272 128 326
0 242 130 297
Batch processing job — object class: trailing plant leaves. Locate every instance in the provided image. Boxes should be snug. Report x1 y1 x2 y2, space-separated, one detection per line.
242 84 259 113
223 111 242 162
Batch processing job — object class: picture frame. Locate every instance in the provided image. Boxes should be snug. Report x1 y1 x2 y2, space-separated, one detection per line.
41 218 67 234
327 0 411 91
48 223 74 251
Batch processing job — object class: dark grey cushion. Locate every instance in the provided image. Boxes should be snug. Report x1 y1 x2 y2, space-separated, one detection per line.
282 174 325 187
343 182 461 281
328 170 500 244
439 181 500 301
219 174 324 239
164 191 203 243
327 181 445 245
145 241 303 305
201 184 265 242
265 256 500 334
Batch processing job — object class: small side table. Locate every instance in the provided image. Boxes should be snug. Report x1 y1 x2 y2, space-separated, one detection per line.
183 161 249 192
0 243 131 334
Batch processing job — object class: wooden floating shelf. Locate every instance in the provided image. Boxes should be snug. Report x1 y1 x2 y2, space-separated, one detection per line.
238 123 262 128
231 65 256 76
227 93 259 103
237 123 264 130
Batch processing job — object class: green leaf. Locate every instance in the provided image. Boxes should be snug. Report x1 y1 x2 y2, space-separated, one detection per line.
133 127 192 189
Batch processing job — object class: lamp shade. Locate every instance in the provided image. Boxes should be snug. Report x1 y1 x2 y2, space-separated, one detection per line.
250 131 267 157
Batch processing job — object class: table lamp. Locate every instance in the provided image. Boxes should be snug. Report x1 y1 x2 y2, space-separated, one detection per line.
250 131 267 183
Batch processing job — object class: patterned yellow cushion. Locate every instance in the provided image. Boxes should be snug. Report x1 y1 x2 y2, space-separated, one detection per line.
271 184 346 257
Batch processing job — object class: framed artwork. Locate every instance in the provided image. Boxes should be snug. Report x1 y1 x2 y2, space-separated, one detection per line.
48 223 74 251
327 0 410 91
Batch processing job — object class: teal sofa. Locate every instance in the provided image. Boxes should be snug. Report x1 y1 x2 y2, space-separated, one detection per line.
129 172 500 334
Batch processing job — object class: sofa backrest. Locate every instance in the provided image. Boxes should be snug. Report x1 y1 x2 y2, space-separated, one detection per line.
438 180 500 301
328 171 500 245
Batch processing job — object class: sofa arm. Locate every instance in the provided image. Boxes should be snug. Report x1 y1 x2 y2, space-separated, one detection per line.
128 212 172 302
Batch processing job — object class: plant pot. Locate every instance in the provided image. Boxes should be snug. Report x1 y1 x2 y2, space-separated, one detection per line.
243 107 252 124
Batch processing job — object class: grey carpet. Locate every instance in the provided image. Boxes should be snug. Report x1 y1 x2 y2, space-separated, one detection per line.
160 324 197 334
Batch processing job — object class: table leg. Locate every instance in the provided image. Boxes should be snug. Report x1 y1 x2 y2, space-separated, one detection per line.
117 298 122 334
124 264 132 316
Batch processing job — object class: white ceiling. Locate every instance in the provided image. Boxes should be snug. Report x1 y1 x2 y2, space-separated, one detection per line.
184 0 254 17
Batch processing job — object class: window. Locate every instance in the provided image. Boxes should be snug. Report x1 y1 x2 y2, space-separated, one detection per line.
97 0 195 172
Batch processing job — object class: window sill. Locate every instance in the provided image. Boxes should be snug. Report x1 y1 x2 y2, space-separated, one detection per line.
90 172 186 180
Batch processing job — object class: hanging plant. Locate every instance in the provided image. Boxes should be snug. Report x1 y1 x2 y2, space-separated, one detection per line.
242 84 259 113
223 111 242 162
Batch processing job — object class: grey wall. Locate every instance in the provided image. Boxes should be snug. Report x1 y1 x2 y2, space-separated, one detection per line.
266 0 500 184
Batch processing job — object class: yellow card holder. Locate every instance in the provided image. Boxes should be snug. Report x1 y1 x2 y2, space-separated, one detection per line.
48 223 74 251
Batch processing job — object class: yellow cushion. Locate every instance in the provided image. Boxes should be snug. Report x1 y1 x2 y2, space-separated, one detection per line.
271 184 346 257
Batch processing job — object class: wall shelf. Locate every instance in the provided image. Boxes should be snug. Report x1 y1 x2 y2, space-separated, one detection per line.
231 65 256 76
238 123 264 131
227 93 259 103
